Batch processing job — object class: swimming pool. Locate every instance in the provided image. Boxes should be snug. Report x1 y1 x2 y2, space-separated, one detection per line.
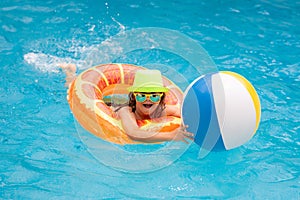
1 0 299 199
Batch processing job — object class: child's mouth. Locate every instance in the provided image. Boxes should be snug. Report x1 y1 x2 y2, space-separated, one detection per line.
143 104 153 108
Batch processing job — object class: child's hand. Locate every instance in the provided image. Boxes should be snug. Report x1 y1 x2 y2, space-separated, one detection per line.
171 125 194 143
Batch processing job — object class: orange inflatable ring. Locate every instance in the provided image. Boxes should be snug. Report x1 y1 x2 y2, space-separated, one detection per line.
67 63 183 144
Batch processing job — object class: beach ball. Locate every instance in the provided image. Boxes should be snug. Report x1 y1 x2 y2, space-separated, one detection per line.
182 71 261 151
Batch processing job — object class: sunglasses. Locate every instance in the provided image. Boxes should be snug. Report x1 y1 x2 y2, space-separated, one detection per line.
133 93 163 103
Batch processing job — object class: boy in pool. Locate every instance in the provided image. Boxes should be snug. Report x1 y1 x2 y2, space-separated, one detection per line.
60 64 193 143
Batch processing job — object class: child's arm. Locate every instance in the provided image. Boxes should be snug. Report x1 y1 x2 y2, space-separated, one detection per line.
165 104 181 117
117 106 193 143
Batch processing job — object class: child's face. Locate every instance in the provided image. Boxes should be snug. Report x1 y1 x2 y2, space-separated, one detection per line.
134 93 163 117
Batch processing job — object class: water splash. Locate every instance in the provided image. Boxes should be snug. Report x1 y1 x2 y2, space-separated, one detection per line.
24 52 76 73
24 16 127 73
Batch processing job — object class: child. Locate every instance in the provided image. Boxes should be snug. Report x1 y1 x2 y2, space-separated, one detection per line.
60 64 193 143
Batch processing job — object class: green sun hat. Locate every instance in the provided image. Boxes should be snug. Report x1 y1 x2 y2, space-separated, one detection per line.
128 70 169 93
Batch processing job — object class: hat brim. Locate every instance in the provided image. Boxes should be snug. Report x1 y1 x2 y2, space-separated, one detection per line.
127 86 169 93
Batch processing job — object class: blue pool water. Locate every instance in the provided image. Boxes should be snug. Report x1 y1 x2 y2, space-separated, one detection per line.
1 0 300 199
